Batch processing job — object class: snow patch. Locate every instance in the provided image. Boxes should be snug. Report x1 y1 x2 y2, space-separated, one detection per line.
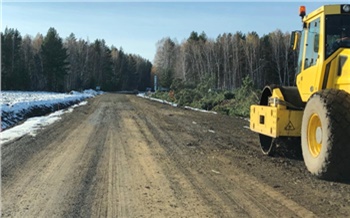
1 101 87 145
184 106 218 114
1 90 101 130
137 92 217 114
137 93 178 107
1 90 101 144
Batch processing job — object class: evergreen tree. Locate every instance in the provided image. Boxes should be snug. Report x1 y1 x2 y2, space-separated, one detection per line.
188 31 199 42
41 27 69 92
32 34 45 90
1 28 28 90
21 35 35 90
110 46 120 90
198 31 208 42
64 33 79 91
0 26 155 92
118 48 130 90
101 45 114 91
160 68 173 88
126 54 138 90
154 38 177 89
113 47 125 90
137 59 152 91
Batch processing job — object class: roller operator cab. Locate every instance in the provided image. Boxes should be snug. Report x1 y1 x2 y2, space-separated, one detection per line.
250 4 350 181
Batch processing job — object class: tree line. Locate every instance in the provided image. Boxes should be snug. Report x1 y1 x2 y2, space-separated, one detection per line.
1 27 152 92
2 27 298 93
153 30 298 91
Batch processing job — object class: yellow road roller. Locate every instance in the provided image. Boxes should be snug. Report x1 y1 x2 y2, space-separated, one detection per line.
250 4 350 180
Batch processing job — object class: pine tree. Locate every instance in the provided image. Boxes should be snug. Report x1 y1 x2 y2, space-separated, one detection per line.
101 45 113 91
126 54 138 90
41 27 69 92
1 28 28 90
118 48 129 90
20 35 34 90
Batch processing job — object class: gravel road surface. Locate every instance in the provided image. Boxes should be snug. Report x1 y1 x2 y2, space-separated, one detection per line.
2 93 350 217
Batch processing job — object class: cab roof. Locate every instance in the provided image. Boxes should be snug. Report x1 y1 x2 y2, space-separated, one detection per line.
303 4 347 21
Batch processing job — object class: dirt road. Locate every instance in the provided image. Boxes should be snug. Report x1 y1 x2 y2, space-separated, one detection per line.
2 93 350 217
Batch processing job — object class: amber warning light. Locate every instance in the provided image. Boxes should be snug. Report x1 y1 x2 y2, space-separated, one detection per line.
299 6 306 18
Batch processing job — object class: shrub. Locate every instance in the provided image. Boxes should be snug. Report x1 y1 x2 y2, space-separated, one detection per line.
175 89 202 106
224 91 235 100
152 91 172 102
150 75 260 118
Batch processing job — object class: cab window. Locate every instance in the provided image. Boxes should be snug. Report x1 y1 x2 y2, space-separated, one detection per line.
325 15 350 58
304 18 320 70
296 31 305 75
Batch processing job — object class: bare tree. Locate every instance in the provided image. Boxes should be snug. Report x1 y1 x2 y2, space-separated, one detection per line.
231 32 245 89
154 37 177 88
244 32 262 87
269 29 284 85
32 33 46 90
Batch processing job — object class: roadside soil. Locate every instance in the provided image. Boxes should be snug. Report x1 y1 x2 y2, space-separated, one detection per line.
2 93 350 217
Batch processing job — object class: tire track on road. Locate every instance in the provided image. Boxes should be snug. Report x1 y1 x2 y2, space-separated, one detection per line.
131 96 316 217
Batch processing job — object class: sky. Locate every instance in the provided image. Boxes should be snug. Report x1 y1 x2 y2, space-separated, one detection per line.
2 1 349 62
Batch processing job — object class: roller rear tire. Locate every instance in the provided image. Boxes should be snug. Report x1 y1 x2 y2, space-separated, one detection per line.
301 89 350 181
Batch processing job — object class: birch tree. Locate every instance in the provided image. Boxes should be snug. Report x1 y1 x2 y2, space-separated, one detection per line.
269 29 284 85
154 37 177 88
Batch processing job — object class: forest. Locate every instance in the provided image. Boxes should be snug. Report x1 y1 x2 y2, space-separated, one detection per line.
153 30 298 91
151 30 298 116
1 27 153 92
2 27 297 98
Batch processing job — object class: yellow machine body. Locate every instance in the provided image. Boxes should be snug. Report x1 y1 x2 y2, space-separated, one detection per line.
296 5 350 102
250 4 350 138
250 88 303 138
